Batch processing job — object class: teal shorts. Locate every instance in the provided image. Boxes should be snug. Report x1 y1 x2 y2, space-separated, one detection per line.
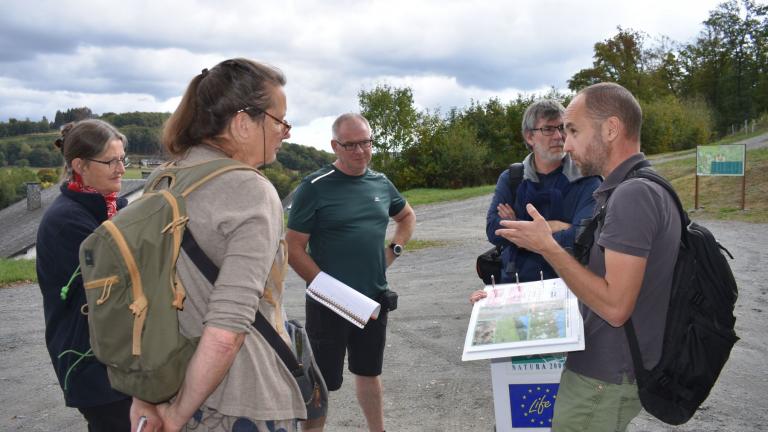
552 368 641 432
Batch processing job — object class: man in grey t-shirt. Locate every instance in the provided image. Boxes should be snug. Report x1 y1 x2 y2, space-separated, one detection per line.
495 82 680 431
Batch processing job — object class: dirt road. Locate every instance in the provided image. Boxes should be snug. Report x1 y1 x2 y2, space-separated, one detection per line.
1 194 766 431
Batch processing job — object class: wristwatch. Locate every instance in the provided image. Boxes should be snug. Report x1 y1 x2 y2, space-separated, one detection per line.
388 243 404 257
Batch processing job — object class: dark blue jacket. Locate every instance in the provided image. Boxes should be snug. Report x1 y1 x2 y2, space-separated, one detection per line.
486 154 601 283
36 183 129 408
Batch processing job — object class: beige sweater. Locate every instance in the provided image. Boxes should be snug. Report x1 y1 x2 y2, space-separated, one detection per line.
173 145 306 420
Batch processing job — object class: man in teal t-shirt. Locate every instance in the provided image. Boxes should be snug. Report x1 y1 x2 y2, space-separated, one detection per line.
287 113 416 432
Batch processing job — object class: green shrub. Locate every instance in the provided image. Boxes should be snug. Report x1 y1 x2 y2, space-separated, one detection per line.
641 96 713 154
37 168 60 183
0 167 38 209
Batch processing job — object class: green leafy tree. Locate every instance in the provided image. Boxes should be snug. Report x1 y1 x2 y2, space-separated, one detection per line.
277 142 334 172
568 28 681 101
121 126 161 155
52 107 94 128
399 112 486 189
359 84 420 174
100 112 170 128
0 167 38 209
568 28 647 96
679 0 768 133
455 96 532 184
641 96 713 154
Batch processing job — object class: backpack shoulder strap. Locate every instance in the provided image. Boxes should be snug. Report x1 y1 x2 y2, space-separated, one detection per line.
146 158 259 196
626 168 689 240
178 193 305 379
507 162 524 195
620 160 688 378
494 162 525 254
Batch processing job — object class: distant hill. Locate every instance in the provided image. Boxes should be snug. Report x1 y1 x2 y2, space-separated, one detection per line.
0 110 335 203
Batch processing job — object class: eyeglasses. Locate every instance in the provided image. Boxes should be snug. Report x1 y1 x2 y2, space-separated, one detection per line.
86 156 130 169
237 106 292 134
334 139 373 151
531 124 566 136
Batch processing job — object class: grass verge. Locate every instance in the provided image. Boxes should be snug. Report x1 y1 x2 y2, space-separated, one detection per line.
0 259 37 287
123 167 145 180
398 239 449 251
402 185 495 206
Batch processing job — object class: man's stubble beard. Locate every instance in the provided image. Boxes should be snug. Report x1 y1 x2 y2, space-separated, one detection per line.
577 132 611 177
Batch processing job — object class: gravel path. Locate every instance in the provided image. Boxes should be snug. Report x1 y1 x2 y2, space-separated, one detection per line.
1 194 766 431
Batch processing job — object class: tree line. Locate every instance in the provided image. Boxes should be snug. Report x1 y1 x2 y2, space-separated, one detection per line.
360 0 767 190
0 141 333 210
568 0 767 136
0 106 334 209
0 110 172 168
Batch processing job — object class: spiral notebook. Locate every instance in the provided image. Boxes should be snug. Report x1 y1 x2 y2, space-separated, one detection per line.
307 272 381 329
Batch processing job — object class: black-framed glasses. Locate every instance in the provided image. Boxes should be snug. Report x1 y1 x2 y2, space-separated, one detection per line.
237 106 292 134
86 156 129 169
334 139 373 151
531 124 565 136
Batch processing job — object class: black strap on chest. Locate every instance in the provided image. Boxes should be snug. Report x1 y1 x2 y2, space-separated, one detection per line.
572 159 656 264
181 230 304 378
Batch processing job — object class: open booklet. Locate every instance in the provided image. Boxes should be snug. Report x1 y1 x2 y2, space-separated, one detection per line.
307 272 381 329
462 278 584 361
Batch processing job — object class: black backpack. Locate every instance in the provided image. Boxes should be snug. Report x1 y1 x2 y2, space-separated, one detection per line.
575 160 739 425
476 163 524 284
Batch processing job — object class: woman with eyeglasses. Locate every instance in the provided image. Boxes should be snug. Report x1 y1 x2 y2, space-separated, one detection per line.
36 119 132 431
129 58 307 432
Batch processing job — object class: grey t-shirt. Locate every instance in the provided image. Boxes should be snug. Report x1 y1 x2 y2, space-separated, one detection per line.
566 154 681 384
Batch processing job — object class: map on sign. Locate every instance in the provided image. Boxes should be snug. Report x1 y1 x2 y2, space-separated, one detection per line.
696 144 746 176
462 278 584 361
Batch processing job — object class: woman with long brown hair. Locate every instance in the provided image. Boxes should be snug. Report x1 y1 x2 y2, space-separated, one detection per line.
131 58 306 432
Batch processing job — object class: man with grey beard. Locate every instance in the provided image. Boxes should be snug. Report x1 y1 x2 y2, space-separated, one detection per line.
477 99 601 297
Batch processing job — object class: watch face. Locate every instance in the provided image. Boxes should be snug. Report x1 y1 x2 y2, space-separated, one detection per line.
392 244 403 256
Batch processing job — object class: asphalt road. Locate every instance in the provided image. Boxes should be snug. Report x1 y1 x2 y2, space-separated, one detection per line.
1 194 766 431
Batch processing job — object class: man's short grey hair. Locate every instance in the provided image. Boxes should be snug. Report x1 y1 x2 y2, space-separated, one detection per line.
521 99 565 148
332 113 371 140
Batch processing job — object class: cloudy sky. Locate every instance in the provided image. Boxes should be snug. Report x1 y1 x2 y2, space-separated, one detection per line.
1 0 727 152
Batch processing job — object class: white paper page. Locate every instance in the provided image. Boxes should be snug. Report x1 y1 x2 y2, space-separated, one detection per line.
307 272 382 329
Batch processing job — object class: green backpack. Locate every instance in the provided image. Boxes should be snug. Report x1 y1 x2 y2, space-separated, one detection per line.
78 158 256 403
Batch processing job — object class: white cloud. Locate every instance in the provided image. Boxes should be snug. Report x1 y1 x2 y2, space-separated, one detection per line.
0 0 728 151
288 116 336 153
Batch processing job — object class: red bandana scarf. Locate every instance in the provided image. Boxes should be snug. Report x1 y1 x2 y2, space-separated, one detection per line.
67 172 119 219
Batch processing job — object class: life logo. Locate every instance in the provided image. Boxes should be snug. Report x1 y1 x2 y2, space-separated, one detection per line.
508 383 559 428
373 196 381 202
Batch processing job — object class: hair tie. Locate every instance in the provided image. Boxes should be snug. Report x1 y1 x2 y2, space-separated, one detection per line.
55 122 74 151
201 68 209 77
